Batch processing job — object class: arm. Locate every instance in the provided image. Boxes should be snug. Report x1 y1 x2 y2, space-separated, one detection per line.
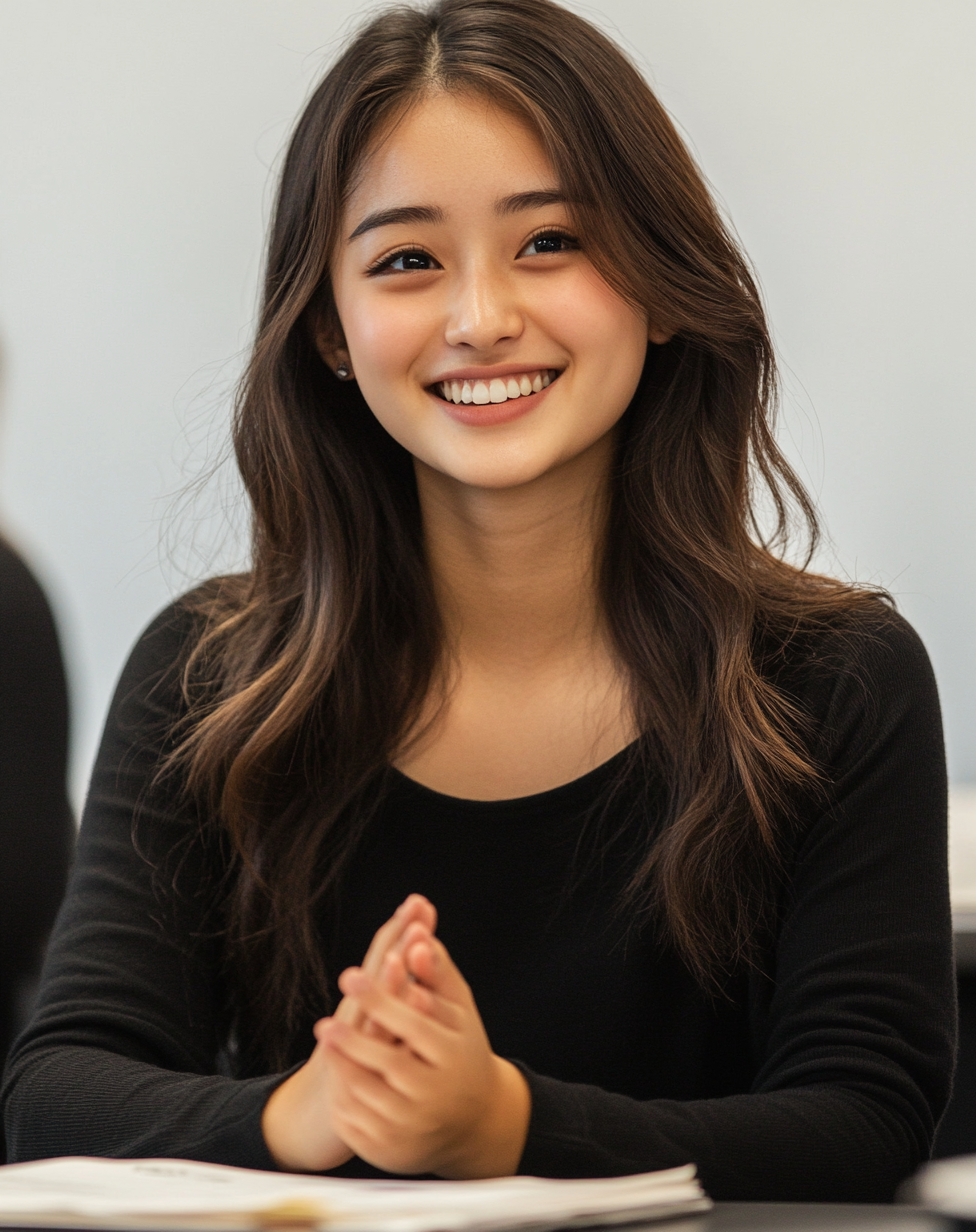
1 596 443 1168
1 603 283 1166
313 613 955 1199
516 613 955 1200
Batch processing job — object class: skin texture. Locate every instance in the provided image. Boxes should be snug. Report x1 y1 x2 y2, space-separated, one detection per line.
263 90 671 1177
326 90 666 492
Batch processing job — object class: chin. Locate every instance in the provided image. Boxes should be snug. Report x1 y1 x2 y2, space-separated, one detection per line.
423 446 564 492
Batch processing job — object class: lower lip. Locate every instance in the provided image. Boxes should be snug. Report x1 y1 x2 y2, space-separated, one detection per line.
433 380 555 427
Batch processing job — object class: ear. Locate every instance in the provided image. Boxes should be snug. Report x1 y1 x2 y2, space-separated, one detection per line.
648 320 674 346
311 313 352 379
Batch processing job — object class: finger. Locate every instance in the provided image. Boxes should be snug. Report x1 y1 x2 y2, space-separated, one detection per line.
315 1020 416 1128
326 1062 411 1164
406 933 475 1010
337 973 457 1062
361 944 413 1041
333 950 411 1037
362 895 437 978
337 957 463 1036
328 1095 417 1177
389 899 438 955
390 918 436 966
384 950 456 1026
333 990 368 1028
380 949 411 998
325 1039 417 1118
334 924 439 1032
322 1019 434 1100
403 981 438 1018
405 937 436 987
359 909 411 981
338 895 436 1032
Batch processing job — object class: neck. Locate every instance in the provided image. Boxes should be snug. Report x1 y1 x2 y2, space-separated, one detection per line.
415 433 615 675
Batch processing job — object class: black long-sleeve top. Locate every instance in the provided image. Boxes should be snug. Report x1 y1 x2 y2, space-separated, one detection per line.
1 595 955 1201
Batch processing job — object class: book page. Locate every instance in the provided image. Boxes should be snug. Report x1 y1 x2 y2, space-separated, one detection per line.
0 1157 711 1231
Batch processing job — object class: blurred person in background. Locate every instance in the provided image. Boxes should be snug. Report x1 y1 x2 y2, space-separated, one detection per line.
0 535 73 1160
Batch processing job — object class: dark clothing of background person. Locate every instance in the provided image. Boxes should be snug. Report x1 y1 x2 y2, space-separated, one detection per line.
0 538 74 1159
1 594 956 1200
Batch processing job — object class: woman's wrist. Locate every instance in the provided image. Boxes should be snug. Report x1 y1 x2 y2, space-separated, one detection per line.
441 1056 531 1179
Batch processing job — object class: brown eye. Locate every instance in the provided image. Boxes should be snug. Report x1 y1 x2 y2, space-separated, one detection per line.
521 231 578 257
390 250 435 271
367 247 441 276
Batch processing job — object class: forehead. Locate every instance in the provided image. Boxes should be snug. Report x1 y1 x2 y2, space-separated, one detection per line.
345 90 558 215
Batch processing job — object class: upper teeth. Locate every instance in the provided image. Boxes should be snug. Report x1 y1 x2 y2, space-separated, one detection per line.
437 370 555 405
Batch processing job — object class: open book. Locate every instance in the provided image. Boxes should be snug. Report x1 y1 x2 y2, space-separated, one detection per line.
0 1157 710 1231
908 1153 976 1219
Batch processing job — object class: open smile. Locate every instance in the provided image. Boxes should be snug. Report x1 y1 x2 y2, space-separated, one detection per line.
431 368 560 406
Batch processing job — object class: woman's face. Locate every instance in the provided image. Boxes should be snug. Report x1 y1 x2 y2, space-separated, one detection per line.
326 91 668 491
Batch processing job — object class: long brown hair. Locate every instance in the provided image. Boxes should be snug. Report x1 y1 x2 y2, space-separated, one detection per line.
170 0 883 1070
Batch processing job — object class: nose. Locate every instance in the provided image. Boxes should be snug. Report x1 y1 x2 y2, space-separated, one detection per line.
443 265 524 351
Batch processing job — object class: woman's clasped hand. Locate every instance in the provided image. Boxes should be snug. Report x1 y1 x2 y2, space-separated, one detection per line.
261 894 530 1177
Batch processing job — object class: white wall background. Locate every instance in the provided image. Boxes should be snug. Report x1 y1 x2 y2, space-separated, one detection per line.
0 0 973 811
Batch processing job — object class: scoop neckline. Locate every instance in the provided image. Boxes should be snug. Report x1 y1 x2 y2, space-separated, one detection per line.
387 738 639 810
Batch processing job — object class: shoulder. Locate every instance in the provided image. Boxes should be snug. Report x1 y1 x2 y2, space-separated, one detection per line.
107 576 248 746
778 600 933 696
774 601 943 781
120 575 247 675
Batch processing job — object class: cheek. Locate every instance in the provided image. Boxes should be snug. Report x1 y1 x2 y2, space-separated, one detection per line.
534 269 647 377
341 296 426 383
558 277 648 453
335 292 434 455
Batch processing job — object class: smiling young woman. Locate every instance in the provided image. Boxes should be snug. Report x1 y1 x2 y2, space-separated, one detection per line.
2 0 954 1204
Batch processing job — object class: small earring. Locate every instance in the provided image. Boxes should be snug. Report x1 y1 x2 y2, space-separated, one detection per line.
336 362 351 380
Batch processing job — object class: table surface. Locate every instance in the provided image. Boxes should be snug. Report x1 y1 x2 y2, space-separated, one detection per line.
663 1204 952 1232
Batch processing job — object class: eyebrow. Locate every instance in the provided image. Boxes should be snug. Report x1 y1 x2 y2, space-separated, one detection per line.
346 189 567 242
347 205 444 241
495 189 567 215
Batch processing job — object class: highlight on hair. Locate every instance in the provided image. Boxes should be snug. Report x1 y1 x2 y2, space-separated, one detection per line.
166 0 886 1070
